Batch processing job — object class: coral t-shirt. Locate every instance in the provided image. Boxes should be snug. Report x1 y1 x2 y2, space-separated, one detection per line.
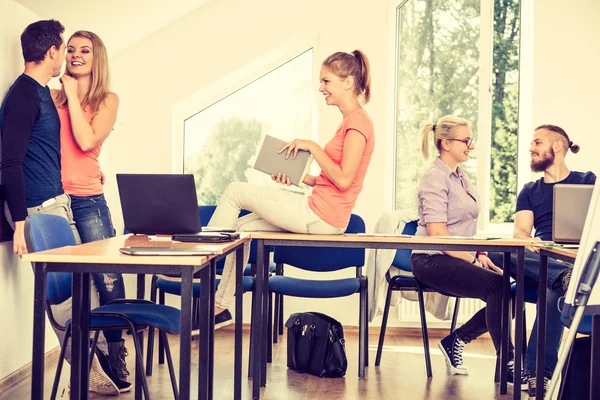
308 108 374 228
58 106 103 196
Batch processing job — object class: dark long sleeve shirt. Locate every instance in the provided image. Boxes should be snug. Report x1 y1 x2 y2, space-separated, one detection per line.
0 74 63 222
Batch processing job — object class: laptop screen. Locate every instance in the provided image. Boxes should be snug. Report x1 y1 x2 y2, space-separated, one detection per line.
553 184 595 244
117 174 202 235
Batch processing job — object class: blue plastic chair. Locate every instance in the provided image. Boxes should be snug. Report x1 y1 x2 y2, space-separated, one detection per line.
24 214 180 400
374 220 461 378
268 213 368 377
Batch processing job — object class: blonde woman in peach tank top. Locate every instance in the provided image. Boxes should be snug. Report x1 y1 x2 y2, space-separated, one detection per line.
207 50 374 325
52 31 130 393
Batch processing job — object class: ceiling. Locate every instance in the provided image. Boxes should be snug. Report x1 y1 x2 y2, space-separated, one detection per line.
15 0 211 55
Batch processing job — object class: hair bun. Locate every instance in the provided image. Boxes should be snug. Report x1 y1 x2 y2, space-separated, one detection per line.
570 143 580 154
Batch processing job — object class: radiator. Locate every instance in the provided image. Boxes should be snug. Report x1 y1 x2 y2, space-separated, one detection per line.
397 297 485 324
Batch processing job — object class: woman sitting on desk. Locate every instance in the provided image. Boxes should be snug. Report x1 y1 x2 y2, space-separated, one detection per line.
207 50 375 328
410 116 515 377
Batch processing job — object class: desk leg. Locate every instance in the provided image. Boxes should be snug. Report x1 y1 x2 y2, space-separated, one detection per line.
234 246 244 400
198 263 211 400
514 249 525 400
535 254 548 400
32 262 47 399
260 242 270 387
180 268 193 400
591 315 600 400
499 252 511 394
252 239 266 400
208 259 216 400
135 274 146 400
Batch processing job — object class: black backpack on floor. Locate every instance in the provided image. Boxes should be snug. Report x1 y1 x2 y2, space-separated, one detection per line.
285 312 347 378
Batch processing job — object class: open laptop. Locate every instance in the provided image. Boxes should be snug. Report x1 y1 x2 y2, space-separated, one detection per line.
553 184 595 244
116 174 240 242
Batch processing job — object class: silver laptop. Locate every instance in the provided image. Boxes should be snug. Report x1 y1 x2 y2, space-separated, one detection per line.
553 184 595 244
119 247 216 256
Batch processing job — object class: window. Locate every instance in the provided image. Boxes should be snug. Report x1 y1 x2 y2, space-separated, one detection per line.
393 0 520 225
183 49 314 205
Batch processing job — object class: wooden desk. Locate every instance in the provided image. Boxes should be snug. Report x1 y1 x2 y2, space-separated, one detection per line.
250 233 532 400
23 234 250 400
535 246 577 400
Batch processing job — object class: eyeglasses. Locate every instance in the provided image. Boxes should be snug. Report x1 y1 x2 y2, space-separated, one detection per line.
447 137 474 147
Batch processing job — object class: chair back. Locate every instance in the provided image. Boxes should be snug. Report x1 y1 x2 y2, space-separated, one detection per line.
273 214 366 272
391 220 418 272
24 214 77 305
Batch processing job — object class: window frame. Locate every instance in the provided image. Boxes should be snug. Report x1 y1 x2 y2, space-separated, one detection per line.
389 0 528 233
172 37 319 176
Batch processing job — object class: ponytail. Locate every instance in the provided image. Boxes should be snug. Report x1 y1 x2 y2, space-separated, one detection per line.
352 49 371 104
420 122 435 160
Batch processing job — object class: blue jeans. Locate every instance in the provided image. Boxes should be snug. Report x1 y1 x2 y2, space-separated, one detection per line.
489 250 569 377
71 194 126 342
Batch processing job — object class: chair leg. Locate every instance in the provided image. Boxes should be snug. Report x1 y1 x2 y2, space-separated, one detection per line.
358 277 366 378
273 290 280 344
51 324 71 400
267 291 273 363
522 305 527 366
158 289 166 365
146 275 158 376
248 290 255 379
277 263 284 336
375 282 394 366
417 286 433 378
89 330 101 371
278 293 284 336
160 331 179 400
450 297 461 333
129 324 150 400
364 275 369 367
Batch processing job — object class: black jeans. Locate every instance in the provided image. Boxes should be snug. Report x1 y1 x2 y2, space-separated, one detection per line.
412 253 513 357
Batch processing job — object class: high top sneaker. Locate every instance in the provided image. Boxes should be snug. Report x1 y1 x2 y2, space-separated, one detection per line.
528 374 550 397
438 332 468 375
506 360 529 390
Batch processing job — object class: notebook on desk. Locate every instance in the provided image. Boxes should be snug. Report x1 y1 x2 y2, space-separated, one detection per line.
116 174 239 242
553 183 595 244
119 247 216 256
253 135 312 186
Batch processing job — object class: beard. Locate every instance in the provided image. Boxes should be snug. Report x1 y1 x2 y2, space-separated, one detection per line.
530 147 555 172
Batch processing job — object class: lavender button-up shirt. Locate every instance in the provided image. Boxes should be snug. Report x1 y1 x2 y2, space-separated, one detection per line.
413 157 479 255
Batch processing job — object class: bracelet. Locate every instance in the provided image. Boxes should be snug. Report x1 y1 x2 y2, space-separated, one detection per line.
476 251 487 258
471 256 478 264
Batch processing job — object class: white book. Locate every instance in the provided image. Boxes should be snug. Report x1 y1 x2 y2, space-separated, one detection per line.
253 135 313 186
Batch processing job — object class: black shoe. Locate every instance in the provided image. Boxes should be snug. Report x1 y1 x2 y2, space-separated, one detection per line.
527 374 549 397
215 309 233 330
438 332 468 375
506 360 529 390
95 348 132 393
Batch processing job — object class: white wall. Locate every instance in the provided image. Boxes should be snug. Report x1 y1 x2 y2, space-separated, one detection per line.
0 0 60 381
530 0 600 176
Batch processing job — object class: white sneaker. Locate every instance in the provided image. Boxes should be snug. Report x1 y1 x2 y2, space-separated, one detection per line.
89 352 120 395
